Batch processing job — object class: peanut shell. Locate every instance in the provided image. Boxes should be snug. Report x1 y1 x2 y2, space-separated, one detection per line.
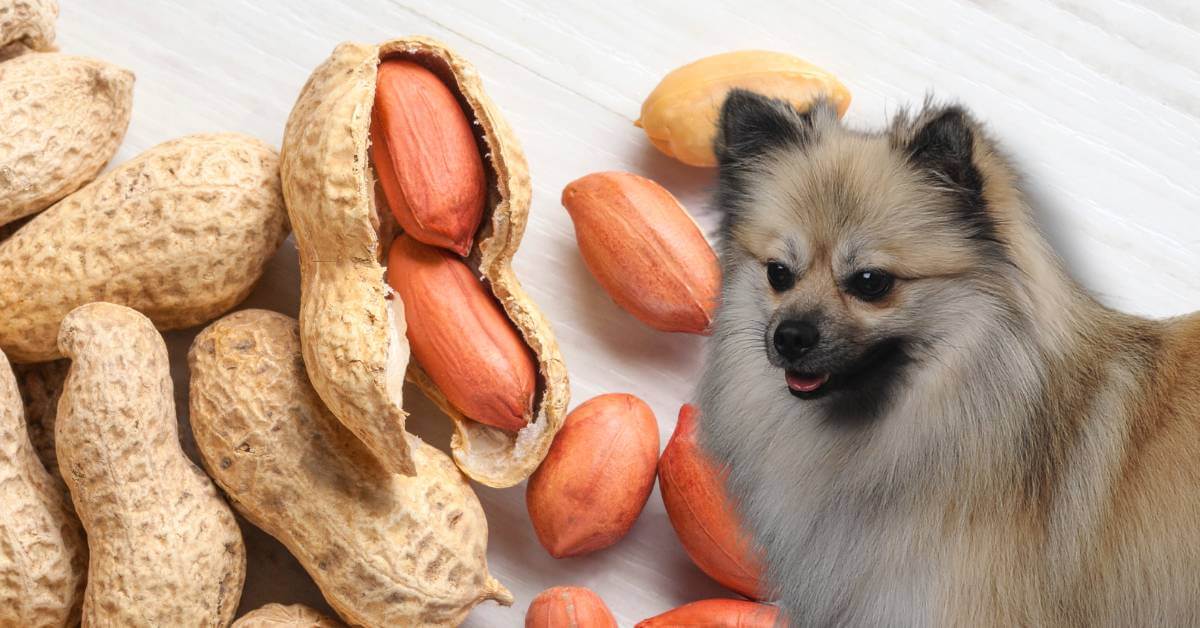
280 37 567 486
56 302 245 627
0 133 289 363
12 359 68 494
0 52 133 226
11 359 76 536
189 309 512 627
0 347 85 628
232 604 345 628
0 0 57 58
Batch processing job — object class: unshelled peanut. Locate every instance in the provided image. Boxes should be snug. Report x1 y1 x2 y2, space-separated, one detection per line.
0 348 85 628
658 404 765 598
0 133 288 363
526 587 617 628
371 59 486 256
56 302 245 627
527 393 659 557
387 233 536 432
563 171 720 334
189 310 512 626
638 50 851 166
0 52 133 226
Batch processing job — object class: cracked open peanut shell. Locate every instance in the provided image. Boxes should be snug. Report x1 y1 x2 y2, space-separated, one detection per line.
280 36 568 487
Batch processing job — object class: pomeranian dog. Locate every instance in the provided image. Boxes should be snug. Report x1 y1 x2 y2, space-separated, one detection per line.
698 90 1200 626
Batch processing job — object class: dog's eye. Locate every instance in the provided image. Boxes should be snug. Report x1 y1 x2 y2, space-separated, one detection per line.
766 261 794 291
848 270 894 301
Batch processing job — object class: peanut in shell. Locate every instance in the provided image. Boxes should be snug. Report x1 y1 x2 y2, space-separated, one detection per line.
0 133 289 363
0 52 133 226
56 302 245 627
189 309 512 627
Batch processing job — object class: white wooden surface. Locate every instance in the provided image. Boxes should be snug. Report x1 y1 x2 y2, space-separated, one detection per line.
53 1 1200 625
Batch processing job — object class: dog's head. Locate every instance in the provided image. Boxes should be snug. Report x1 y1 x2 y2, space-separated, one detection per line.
713 90 1016 420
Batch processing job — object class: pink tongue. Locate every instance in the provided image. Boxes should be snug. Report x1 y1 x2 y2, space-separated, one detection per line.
786 371 830 393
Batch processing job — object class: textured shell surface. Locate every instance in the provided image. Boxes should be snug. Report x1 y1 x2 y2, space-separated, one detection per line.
280 36 567 488
278 39 415 477
55 302 245 628
231 603 346 628
0 132 289 363
0 348 85 628
0 52 133 226
188 309 512 627
0 0 56 56
12 358 69 495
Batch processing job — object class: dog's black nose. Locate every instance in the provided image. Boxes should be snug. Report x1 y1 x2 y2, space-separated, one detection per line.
774 320 819 359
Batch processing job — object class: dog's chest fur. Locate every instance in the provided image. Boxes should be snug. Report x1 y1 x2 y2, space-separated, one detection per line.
701 299 1200 626
699 322 1053 625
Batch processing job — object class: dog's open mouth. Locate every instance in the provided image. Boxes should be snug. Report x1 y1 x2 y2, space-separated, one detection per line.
783 339 909 401
786 371 830 397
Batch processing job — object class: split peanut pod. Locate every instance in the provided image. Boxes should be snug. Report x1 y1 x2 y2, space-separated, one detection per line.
280 36 567 486
232 604 345 628
0 0 57 57
0 348 85 628
0 133 289 363
189 310 513 626
56 303 245 627
0 52 133 227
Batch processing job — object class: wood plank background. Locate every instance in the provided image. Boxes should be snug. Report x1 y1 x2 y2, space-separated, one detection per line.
54 1 1200 625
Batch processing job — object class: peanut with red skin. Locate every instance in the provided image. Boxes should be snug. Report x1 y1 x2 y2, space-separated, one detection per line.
636 599 781 627
372 59 486 256
387 233 536 432
659 404 766 598
562 171 720 334
525 587 617 628
526 393 659 557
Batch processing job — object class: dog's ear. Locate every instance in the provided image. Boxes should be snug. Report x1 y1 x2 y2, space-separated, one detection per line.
714 91 834 234
715 89 830 167
904 106 985 204
902 105 997 242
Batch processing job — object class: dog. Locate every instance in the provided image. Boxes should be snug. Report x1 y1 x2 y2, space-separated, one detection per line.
697 90 1200 626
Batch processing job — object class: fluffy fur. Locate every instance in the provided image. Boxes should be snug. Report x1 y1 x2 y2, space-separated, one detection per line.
699 90 1200 626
